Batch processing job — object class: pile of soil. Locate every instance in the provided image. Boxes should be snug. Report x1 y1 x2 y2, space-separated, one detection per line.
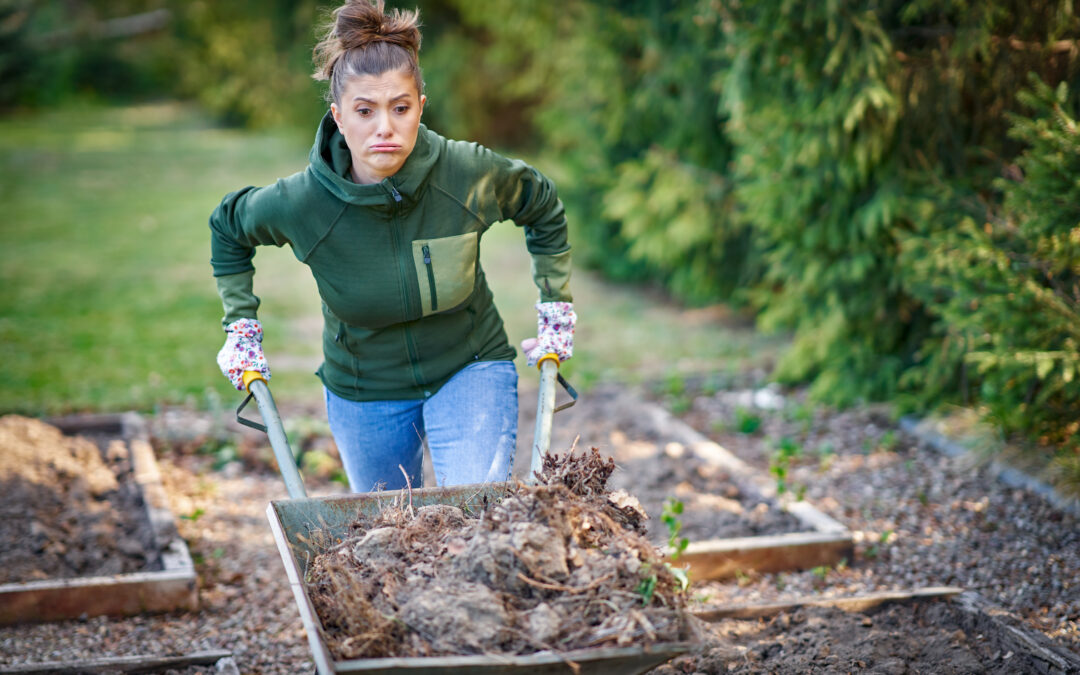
306 449 698 660
609 444 809 546
0 415 157 583
654 600 1053 674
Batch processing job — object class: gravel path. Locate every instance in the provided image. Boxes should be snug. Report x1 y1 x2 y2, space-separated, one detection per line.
672 387 1080 657
1 383 1076 671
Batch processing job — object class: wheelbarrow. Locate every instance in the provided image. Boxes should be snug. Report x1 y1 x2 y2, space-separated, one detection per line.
236 360 688 675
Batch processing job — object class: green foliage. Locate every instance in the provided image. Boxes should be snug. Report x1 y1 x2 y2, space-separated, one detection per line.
172 0 326 128
904 74 1080 453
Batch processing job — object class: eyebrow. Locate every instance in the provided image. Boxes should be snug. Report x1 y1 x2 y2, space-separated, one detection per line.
352 93 413 103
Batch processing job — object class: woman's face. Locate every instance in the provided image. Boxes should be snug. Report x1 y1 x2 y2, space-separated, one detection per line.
330 68 426 185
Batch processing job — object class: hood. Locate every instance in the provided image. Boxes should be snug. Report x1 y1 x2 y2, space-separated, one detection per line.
308 110 440 208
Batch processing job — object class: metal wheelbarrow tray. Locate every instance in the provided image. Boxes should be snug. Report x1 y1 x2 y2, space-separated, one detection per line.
238 364 687 675
267 484 688 674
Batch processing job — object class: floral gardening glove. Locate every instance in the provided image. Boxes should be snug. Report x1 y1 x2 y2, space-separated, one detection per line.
523 301 576 367
216 318 271 390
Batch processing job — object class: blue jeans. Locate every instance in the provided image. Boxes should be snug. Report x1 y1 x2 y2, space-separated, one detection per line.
324 360 518 492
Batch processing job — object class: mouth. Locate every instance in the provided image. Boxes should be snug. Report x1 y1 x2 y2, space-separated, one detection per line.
370 144 401 153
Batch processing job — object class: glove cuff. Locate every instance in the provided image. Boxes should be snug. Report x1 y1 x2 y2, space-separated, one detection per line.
224 317 263 341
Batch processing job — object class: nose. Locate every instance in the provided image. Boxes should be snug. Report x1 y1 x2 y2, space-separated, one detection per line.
375 110 393 138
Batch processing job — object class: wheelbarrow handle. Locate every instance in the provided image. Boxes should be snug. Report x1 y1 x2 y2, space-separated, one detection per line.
236 372 308 499
530 354 578 481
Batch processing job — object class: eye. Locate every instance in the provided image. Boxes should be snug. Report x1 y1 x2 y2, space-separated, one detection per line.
356 107 373 117
394 105 409 114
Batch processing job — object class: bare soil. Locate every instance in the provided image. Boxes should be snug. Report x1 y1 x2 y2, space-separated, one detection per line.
654 600 1030 674
0 415 159 583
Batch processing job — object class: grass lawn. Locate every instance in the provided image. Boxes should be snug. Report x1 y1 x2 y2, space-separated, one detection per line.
0 102 783 415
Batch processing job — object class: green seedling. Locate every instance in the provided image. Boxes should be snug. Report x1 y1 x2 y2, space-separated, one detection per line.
769 437 804 496
866 529 893 559
636 569 658 605
668 395 692 415
735 407 762 434
661 498 690 560
180 507 205 522
817 442 836 472
877 430 898 453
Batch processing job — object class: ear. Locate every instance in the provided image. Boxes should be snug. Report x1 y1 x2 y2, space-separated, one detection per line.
330 102 344 129
419 94 427 117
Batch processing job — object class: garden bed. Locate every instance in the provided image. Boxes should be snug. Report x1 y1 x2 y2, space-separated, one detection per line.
0 414 196 624
520 384 852 580
659 590 1080 674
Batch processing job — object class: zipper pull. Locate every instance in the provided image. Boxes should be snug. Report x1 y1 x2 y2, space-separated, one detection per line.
422 244 431 264
390 185 402 203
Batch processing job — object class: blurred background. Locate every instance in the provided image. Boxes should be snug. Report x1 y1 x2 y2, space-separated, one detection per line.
2 0 1079 486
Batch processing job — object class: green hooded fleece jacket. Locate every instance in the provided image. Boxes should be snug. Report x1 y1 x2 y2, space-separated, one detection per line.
209 112 572 402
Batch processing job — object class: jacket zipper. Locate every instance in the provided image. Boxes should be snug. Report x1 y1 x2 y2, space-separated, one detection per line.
422 244 438 312
386 179 424 388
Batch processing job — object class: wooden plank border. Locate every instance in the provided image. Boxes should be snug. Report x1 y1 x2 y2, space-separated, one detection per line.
0 414 197 625
692 586 964 620
0 649 233 674
691 588 1080 675
641 402 855 580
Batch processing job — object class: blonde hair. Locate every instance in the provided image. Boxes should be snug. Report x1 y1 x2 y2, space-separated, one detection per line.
312 0 423 104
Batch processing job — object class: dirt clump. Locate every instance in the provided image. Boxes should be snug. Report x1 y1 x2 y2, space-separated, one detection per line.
0 415 156 583
306 448 697 660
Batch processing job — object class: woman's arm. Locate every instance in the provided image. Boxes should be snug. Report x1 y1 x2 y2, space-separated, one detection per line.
491 157 574 303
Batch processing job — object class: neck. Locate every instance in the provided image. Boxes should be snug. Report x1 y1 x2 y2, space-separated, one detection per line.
350 163 386 185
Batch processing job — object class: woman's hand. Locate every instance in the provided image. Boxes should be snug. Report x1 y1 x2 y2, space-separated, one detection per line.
217 318 271 390
521 301 576 367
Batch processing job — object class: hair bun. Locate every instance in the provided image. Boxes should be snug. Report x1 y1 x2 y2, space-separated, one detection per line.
334 0 421 55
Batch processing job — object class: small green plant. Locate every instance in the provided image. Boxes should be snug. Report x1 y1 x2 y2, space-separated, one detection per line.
668 394 692 415
636 570 658 605
735 407 762 434
661 498 691 593
734 568 752 587
816 442 836 472
661 498 690 559
180 507 205 522
774 573 787 591
661 372 687 397
877 430 898 453
866 529 893 559
811 564 829 580
769 437 804 496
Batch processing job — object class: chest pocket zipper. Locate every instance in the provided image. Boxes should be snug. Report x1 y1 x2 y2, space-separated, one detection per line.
422 244 438 312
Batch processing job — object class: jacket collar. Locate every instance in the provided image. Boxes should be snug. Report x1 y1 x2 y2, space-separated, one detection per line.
308 110 439 208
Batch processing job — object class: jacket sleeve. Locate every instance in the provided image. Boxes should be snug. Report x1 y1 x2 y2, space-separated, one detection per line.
492 158 573 303
208 182 294 326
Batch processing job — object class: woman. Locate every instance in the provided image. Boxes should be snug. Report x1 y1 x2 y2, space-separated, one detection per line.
209 0 575 493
